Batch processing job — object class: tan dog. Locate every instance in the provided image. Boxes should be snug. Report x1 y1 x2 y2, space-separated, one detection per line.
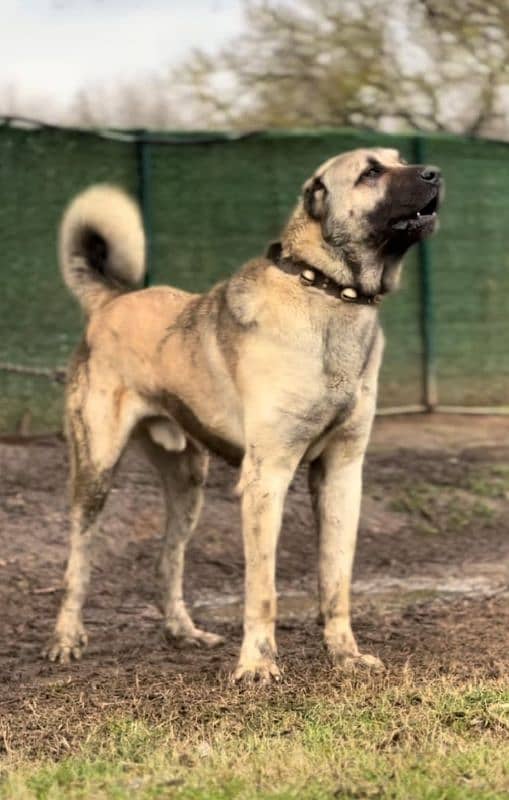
44 148 442 682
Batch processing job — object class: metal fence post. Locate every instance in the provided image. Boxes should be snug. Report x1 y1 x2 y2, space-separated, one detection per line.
413 135 438 410
135 131 153 287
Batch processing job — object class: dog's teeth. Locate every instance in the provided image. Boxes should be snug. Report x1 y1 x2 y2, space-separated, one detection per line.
417 212 421 217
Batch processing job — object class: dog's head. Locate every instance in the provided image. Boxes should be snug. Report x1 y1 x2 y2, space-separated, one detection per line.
302 147 443 265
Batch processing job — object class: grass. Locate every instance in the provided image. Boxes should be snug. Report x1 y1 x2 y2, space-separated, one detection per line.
2 676 509 800
466 465 509 500
388 477 500 535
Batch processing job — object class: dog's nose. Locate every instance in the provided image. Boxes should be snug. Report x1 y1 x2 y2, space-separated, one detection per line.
420 166 441 184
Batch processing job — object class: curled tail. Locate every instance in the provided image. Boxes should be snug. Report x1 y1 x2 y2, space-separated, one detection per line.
59 184 146 315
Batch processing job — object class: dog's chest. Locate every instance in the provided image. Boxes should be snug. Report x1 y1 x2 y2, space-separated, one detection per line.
320 312 377 381
241 316 377 451
285 355 361 446
304 311 376 397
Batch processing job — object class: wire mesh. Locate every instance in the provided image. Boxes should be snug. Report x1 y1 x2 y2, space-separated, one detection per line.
0 122 507 432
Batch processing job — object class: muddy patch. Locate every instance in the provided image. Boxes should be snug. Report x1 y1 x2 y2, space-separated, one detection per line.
0 416 508 757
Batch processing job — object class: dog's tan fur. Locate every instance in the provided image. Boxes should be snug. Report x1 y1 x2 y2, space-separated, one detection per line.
45 148 442 681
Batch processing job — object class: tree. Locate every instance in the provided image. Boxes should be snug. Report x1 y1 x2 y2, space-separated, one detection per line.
416 0 509 136
176 0 509 137
68 76 187 130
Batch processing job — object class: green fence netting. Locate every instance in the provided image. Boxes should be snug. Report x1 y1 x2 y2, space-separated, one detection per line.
0 122 508 433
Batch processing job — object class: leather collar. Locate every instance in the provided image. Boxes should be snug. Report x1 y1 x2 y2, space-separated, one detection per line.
267 242 383 306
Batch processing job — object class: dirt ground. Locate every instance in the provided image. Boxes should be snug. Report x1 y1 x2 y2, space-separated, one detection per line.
1 414 508 758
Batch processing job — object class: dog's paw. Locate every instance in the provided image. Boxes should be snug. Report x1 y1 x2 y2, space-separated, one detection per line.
42 625 88 664
164 604 225 649
324 625 384 674
232 659 281 685
165 625 224 649
330 650 385 674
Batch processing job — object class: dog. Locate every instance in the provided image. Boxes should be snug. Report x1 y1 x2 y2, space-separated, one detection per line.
44 148 442 682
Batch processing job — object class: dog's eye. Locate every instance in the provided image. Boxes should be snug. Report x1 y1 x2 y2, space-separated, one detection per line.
361 164 384 180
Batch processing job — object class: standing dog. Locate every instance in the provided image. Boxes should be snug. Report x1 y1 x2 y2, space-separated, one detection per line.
44 148 442 682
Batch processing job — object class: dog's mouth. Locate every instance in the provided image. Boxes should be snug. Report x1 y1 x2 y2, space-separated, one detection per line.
391 193 439 232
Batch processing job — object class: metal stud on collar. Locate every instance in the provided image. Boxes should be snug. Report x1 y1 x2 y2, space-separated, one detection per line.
300 268 316 286
340 287 358 301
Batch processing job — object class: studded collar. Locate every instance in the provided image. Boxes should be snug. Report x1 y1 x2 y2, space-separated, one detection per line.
267 242 383 306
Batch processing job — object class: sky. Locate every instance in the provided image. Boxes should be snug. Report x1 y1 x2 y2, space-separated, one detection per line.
1 0 243 113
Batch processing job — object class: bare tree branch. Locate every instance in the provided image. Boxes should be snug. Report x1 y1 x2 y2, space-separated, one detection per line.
175 0 509 137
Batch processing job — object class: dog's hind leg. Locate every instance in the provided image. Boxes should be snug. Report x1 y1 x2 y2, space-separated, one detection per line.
44 376 144 664
140 430 224 648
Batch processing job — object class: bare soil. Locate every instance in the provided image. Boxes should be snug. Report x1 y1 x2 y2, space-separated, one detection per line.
0 415 508 758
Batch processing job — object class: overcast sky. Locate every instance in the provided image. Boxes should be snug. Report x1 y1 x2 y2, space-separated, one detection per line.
2 0 243 112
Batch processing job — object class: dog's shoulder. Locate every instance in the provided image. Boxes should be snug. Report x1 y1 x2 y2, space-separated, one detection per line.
222 256 273 327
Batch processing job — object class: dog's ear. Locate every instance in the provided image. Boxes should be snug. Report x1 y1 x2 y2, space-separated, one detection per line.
303 175 327 220
265 240 282 262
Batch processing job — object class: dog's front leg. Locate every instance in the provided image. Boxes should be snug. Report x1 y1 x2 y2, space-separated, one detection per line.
233 448 299 684
309 438 384 673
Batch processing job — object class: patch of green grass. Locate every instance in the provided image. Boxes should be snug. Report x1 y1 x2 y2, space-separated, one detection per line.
2 679 509 800
466 465 509 500
389 481 495 535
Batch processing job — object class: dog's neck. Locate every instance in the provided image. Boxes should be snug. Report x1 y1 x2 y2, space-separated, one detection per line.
280 205 403 296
